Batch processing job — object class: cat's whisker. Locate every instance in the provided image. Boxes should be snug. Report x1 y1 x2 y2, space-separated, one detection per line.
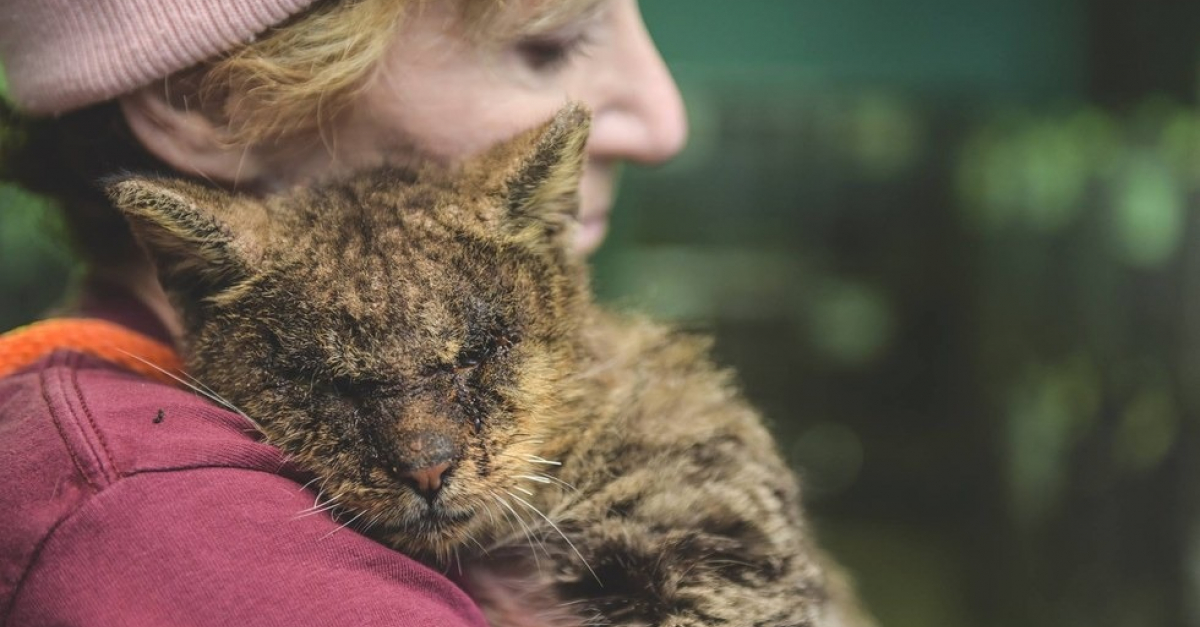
175 362 229 403
312 487 336 509
357 510 384 533
114 348 263 432
524 472 578 493
320 508 367 540
112 348 220 403
295 501 339 517
524 455 562 466
490 508 524 553
273 452 302 479
580 609 610 627
565 359 619 381
479 499 520 555
504 433 547 446
492 494 545 574
556 596 609 626
462 527 489 556
707 558 760 571
478 497 501 530
294 495 342 519
365 506 389 529
500 494 546 555
127 350 227 405
512 486 535 497
507 491 600 586
490 494 521 535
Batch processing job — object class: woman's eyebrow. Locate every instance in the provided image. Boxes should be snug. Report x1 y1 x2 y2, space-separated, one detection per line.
468 0 609 41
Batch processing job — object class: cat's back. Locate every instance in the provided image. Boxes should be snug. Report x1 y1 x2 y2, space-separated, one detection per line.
580 309 776 448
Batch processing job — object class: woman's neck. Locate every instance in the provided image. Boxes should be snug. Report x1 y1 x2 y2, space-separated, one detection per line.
89 261 184 343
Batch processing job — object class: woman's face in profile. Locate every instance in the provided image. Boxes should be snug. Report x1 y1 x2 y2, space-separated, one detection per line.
260 0 689 254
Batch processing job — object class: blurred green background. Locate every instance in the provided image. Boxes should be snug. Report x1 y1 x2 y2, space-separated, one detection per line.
3 1 1200 625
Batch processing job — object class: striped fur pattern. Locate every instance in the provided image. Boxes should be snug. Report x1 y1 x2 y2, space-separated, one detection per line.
109 104 859 627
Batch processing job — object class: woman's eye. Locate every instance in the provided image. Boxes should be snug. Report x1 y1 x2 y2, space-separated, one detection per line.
516 34 591 72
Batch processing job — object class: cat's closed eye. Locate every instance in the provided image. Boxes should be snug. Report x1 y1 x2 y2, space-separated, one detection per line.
454 348 486 370
452 329 520 372
330 375 398 398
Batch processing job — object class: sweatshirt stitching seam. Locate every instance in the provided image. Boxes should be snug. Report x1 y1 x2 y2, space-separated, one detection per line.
38 358 99 492
50 353 109 488
70 360 119 482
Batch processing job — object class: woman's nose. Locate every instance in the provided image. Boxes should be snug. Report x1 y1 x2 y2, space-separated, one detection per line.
587 2 689 165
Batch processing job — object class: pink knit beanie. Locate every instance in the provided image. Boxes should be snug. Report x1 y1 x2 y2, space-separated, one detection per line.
0 0 317 115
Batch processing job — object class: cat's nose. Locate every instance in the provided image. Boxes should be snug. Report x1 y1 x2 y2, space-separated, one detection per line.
405 461 452 499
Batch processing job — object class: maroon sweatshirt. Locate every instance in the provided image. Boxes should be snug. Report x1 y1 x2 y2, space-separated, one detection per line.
0 285 489 627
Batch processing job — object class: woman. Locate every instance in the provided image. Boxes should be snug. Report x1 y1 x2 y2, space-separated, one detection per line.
0 1 686 624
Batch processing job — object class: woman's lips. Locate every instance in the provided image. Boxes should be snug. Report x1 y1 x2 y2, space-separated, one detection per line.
574 208 610 254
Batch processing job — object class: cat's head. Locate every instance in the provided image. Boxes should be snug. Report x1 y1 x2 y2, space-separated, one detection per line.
108 104 594 559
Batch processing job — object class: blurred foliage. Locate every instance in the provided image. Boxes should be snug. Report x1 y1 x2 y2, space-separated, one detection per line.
592 67 1199 627
2 1 1200 626
958 100 1200 265
0 186 73 329
0 64 75 328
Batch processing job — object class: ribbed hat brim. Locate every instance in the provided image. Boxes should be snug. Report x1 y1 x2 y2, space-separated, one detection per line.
0 0 316 115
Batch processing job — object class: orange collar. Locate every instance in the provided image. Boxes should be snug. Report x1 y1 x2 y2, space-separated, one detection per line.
0 318 184 386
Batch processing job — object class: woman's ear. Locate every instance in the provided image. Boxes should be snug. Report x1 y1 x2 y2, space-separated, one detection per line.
119 84 266 188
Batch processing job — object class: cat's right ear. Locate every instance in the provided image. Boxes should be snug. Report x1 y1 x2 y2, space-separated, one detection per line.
502 104 590 256
106 176 260 297
466 103 591 256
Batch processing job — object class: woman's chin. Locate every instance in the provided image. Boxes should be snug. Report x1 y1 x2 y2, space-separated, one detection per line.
574 215 609 255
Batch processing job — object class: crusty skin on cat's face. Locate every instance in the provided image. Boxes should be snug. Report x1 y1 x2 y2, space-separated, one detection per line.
110 104 595 558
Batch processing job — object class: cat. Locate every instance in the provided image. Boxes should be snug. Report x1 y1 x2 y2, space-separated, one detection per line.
107 104 867 627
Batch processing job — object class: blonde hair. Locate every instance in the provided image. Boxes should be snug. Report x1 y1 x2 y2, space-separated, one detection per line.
0 0 602 268
205 0 603 145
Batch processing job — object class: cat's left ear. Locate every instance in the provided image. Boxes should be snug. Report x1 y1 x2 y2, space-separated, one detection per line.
498 103 591 252
106 176 264 301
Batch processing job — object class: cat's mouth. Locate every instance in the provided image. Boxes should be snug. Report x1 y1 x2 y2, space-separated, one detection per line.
426 507 474 526
365 502 485 558
368 496 477 534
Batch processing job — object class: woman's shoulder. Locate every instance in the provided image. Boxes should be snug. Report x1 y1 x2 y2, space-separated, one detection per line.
0 348 285 484
0 350 489 627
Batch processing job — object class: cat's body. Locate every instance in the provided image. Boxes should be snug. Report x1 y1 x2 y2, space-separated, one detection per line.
110 106 863 627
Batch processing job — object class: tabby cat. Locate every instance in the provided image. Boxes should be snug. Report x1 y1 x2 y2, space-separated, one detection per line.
108 104 865 627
